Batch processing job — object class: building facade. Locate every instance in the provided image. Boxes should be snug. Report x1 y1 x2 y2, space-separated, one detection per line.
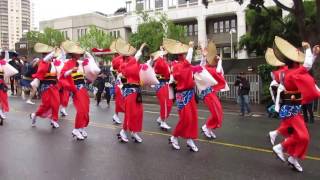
0 0 32 50
39 0 292 59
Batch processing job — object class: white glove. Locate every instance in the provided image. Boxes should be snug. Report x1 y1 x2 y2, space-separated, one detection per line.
169 74 175 84
269 80 279 103
275 84 285 112
43 51 55 62
64 69 73 77
303 48 316 71
186 48 193 64
216 57 223 73
85 51 94 60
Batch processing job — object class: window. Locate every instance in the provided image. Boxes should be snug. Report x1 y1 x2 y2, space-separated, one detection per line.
136 0 144 11
194 24 198 35
213 22 218 33
219 21 224 33
188 25 193 36
223 46 231 58
184 25 188 37
225 20 230 32
168 0 177 7
231 19 236 31
155 0 163 9
117 30 120 38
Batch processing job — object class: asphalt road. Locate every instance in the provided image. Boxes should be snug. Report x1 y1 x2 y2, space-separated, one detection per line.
0 97 319 180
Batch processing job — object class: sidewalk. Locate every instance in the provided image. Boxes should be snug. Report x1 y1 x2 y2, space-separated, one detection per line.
141 95 267 115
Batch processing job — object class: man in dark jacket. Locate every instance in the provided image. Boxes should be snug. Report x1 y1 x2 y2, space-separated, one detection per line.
95 61 113 107
235 73 251 116
8 53 22 96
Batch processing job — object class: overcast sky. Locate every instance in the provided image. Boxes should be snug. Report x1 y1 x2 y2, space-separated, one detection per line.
33 0 126 28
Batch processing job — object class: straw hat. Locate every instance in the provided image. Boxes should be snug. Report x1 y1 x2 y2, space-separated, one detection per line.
265 48 285 67
163 38 189 55
34 43 54 53
151 50 168 60
110 40 117 53
61 40 85 54
273 36 305 63
206 41 218 65
114 38 136 56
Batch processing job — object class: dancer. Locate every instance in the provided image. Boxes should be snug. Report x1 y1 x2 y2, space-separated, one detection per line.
21 57 39 105
270 37 320 172
163 39 199 152
116 39 146 143
110 41 125 124
265 48 289 146
152 47 173 130
60 40 96 140
0 50 18 125
200 42 227 139
30 43 60 128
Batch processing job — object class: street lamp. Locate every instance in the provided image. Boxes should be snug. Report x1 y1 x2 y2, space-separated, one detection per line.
229 28 236 59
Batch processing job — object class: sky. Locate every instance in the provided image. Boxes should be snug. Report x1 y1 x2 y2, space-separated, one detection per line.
33 0 126 28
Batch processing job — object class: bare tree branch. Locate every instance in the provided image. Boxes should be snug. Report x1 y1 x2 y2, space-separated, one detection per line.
273 0 294 13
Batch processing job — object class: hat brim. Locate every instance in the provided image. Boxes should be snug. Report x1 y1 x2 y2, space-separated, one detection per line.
114 38 136 56
207 41 217 65
163 38 189 55
273 36 305 63
61 40 85 54
265 48 285 67
34 43 54 54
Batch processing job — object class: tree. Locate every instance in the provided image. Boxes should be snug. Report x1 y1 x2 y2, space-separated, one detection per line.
79 25 114 51
26 27 66 47
235 0 320 45
239 7 284 56
129 12 188 55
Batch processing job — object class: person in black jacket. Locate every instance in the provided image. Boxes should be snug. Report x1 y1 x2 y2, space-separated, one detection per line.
234 73 251 116
95 61 113 107
8 53 22 96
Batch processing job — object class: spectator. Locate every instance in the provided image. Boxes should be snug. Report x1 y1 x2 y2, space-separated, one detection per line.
8 53 22 96
234 73 251 116
302 70 315 123
95 61 113 107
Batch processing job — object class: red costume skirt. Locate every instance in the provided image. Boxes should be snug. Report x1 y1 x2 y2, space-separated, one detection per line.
115 86 125 114
123 92 143 132
156 84 173 120
36 85 60 121
60 89 70 107
0 89 9 112
173 96 198 139
281 114 309 159
203 92 223 129
73 88 90 129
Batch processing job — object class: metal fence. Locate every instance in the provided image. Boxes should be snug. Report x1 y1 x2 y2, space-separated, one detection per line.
141 74 261 104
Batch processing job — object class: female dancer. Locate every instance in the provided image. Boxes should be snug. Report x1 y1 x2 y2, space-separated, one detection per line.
116 39 145 143
164 39 199 152
30 43 60 128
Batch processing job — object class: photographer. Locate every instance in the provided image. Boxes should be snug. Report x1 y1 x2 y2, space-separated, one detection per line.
234 73 251 116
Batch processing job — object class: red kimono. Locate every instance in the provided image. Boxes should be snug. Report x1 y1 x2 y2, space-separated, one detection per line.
112 55 125 114
0 60 9 113
279 65 320 159
60 59 90 129
120 56 143 132
202 65 227 129
153 57 173 120
32 60 60 121
172 56 198 139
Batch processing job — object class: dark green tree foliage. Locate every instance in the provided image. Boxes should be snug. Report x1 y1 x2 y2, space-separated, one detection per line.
257 64 276 102
27 27 66 47
129 12 188 55
239 7 283 56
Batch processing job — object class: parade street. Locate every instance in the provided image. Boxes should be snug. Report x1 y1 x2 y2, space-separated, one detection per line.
0 97 319 180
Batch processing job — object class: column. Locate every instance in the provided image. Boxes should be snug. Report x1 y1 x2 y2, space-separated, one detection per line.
236 11 248 59
131 0 136 12
163 0 168 10
197 15 207 48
